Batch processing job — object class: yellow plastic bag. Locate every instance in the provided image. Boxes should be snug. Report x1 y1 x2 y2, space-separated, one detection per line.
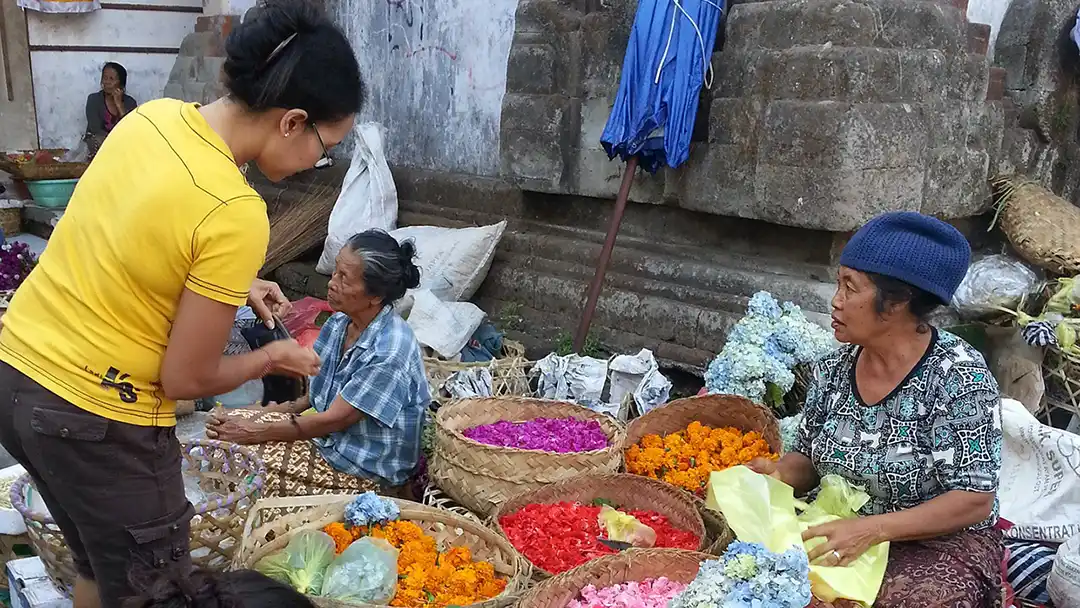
706 466 889 606
597 505 657 547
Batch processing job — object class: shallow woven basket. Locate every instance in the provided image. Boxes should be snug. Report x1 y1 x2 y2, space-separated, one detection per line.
625 394 783 459
1043 345 1080 419
233 494 530 608
518 548 716 607
493 473 707 579
991 175 1080 275
624 394 781 553
11 440 265 592
0 153 88 181
424 340 532 403
430 397 626 517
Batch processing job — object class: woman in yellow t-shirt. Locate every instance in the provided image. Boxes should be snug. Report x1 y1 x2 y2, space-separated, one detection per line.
0 2 363 606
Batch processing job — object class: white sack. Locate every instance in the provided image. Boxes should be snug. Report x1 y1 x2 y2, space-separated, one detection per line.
316 123 397 274
390 222 506 305
1049 534 1080 607
406 289 485 359
999 397 1080 543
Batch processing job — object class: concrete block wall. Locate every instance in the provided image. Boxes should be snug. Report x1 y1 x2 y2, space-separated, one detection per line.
163 15 234 104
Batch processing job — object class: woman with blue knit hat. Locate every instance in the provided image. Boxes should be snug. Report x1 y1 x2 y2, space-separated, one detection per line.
750 211 1004 607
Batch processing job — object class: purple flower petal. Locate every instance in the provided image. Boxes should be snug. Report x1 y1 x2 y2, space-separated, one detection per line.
463 417 609 452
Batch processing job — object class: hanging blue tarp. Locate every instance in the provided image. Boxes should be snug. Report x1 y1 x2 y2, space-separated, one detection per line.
600 0 725 174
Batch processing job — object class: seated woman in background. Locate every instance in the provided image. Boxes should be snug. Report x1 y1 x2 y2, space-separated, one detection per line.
206 230 430 498
751 211 1004 608
85 61 137 157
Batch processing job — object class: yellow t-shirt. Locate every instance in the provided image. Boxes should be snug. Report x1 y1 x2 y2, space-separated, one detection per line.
0 99 269 427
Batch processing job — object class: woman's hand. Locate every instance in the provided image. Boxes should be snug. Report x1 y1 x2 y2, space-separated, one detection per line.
264 339 321 377
205 413 267 444
249 279 292 329
803 517 886 567
746 457 779 478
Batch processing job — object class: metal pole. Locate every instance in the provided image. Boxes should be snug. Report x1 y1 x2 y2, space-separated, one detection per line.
574 155 639 352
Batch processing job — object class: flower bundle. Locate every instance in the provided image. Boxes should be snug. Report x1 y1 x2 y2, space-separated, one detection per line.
499 501 699 574
345 491 401 527
704 291 834 409
625 421 775 496
0 241 36 292
669 542 811 608
320 520 507 607
567 578 688 608
462 417 609 452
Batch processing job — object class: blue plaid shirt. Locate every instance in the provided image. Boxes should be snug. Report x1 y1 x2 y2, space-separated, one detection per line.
309 307 430 486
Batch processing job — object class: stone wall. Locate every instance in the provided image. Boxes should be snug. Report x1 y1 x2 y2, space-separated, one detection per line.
500 0 1006 232
163 15 234 105
994 0 1080 204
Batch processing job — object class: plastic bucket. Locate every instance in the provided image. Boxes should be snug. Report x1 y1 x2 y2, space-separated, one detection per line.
25 179 78 209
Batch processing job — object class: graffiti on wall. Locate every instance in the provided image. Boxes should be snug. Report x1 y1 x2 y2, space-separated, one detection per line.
330 0 517 175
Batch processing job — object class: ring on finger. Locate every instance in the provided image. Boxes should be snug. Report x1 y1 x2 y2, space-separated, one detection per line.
831 550 842 562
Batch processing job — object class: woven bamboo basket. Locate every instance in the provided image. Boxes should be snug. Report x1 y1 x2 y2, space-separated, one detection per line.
991 175 1080 275
233 494 531 608
493 473 707 579
625 394 783 458
0 149 87 181
0 207 20 236
623 394 781 552
430 397 626 517
10 440 265 592
518 548 716 607
1043 345 1080 418
424 340 532 402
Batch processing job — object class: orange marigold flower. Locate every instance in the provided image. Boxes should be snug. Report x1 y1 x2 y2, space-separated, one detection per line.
322 522 354 554
625 422 777 495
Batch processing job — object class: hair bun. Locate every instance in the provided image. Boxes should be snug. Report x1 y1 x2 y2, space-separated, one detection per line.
398 240 421 290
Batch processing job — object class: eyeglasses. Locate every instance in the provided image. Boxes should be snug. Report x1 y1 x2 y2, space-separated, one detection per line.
310 122 333 169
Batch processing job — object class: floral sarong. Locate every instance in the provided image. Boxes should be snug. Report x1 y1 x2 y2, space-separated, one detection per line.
814 528 1004 608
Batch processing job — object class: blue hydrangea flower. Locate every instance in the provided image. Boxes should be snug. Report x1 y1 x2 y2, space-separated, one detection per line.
343 492 400 527
747 292 782 320
670 541 811 608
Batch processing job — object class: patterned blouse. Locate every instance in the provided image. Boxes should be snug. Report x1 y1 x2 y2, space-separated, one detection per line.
793 329 1002 529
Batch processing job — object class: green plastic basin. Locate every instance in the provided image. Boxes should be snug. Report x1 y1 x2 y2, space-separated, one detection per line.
26 178 78 208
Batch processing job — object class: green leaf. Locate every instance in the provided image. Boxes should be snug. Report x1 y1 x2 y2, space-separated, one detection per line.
591 498 617 509
765 382 785 409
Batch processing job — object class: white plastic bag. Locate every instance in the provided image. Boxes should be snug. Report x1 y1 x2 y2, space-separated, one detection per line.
607 349 672 420
951 255 1039 320
320 537 398 604
1049 533 1080 607
999 398 1080 542
443 367 495 399
533 353 608 413
389 222 507 303
316 123 398 275
406 289 485 359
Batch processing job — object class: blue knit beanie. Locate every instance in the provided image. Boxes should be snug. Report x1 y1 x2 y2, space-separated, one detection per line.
839 211 971 304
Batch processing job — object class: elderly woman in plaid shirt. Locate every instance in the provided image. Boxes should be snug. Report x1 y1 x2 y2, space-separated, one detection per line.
207 230 430 498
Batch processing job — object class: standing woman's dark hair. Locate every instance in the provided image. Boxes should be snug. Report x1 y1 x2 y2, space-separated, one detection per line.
103 61 128 88
223 0 364 124
199 0 364 181
125 570 315 608
344 230 422 306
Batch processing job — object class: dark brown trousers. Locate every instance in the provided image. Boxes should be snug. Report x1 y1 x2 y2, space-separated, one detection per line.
0 362 192 606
